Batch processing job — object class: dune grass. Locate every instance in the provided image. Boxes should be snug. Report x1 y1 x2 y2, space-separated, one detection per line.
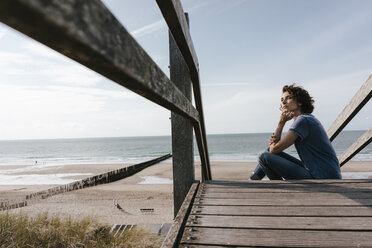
0 212 162 247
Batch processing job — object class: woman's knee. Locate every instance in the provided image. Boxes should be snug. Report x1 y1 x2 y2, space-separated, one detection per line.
259 151 281 169
258 151 272 163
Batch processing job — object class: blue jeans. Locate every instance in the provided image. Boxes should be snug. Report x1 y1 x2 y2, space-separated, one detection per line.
252 150 313 180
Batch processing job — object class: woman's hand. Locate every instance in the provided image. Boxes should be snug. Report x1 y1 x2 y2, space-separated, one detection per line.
270 134 279 145
279 111 294 123
269 111 295 151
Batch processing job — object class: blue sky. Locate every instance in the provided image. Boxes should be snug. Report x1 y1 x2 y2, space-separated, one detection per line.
0 0 371 140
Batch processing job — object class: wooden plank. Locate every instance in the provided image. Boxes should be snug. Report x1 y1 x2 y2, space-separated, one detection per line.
204 179 372 185
180 228 372 247
197 192 372 199
162 182 199 248
202 184 372 193
339 128 372 166
327 74 372 141
196 197 372 206
169 16 195 217
0 0 200 123
186 215 372 230
156 0 212 180
191 205 372 217
180 180 372 247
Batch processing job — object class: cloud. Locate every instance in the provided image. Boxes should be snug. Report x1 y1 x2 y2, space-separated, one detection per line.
0 84 106 117
186 0 247 17
0 42 103 86
128 0 223 38
202 82 262 87
22 41 64 59
0 51 36 66
328 46 372 65
47 85 136 99
211 0 248 16
286 13 371 63
186 0 214 13
47 66 102 86
306 68 372 94
302 69 372 130
130 19 166 38
0 81 170 139
0 24 6 39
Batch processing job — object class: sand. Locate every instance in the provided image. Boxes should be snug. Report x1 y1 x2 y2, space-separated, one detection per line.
0 160 371 226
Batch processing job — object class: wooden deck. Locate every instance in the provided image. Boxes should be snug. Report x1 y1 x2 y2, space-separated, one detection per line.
165 179 372 247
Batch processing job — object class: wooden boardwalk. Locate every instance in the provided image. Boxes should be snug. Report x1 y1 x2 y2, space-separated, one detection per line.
167 179 372 247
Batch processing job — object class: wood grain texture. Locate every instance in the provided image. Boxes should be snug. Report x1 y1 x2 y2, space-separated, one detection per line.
162 183 199 248
197 191 372 199
169 19 195 217
180 228 372 247
190 205 372 216
186 215 372 230
196 197 372 206
178 180 372 247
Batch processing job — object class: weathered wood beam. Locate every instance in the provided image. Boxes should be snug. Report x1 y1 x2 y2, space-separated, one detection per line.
26 154 172 200
327 75 372 141
0 0 199 123
156 0 212 180
161 182 199 248
339 128 372 167
156 0 199 77
169 22 195 217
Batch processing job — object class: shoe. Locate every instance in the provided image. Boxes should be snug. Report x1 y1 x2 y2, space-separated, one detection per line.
250 167 265 180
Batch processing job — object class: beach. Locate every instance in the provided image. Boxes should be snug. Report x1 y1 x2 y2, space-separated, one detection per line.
0 160 372 227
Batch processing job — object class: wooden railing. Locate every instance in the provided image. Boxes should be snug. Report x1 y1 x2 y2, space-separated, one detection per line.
327 75 372 166
0 0 211 216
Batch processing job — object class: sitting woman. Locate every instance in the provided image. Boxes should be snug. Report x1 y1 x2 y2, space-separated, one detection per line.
250 84 342 180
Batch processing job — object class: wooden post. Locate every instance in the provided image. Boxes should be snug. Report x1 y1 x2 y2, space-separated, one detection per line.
170 13 195 217
156 0 212 180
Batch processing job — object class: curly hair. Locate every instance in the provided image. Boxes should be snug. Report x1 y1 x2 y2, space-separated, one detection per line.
282 84 314 114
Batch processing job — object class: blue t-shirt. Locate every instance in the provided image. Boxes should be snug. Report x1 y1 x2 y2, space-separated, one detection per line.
289 114 342 179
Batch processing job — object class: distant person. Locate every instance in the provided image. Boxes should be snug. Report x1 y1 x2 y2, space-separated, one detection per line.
250 84 342 180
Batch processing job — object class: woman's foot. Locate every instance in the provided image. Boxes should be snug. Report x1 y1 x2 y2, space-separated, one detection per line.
250 168 265 180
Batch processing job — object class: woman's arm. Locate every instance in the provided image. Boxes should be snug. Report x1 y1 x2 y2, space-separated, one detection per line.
270 131 298 153
269 111 298 153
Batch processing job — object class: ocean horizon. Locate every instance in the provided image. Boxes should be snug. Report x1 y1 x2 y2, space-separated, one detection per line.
0 130 370 185
0 130 370 166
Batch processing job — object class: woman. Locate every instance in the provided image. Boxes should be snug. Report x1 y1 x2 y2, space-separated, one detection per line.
250 84 342 180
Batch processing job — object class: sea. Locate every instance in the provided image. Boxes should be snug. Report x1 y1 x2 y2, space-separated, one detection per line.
0 131 371 184
0 130 370 166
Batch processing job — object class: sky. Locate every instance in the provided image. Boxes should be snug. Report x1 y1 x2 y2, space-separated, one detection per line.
0 0 371 140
